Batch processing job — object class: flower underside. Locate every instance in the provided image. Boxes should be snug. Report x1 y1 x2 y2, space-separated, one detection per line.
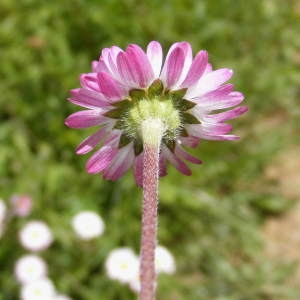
65 41 247 184
106 79 199 155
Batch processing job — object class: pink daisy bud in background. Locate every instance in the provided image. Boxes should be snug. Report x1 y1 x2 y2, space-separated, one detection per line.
65 41 247 185
19 221 53 252
71 211 105 240
15 255 47 285
11 194 33 217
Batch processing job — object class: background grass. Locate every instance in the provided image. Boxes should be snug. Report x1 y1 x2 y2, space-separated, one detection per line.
0 0 299 299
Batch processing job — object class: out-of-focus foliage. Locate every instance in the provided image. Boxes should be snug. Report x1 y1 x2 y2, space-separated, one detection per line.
0 0 299 299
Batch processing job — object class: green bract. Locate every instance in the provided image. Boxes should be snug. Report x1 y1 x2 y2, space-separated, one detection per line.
104 79 198 155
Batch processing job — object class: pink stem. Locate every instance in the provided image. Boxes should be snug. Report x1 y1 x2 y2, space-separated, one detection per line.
140 142 160 300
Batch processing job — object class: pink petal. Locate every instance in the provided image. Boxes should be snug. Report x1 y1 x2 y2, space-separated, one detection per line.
125 44 154 87
147 41 163 78
162 145 191 176
134 152 144 187
203 63 212 75
159 154 168 177
103 143 135 180
97 72 126 100
175 146 202 164
101 47 123 80
80 73 100 92
160 47 185 88
187 123 235 140
180 50 208 87
76 127 109 155
178 136 200 148
173 42 193 88
193 91 244 111
186 68 233 99
65 110 106 128
68 88 110 109
93 57 110 73
86 146 118 174
203 106 248 123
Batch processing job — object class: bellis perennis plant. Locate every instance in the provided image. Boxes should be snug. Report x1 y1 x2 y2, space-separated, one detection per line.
65 41 247 300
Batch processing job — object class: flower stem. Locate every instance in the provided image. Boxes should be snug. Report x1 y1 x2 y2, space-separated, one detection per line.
140 119 165 300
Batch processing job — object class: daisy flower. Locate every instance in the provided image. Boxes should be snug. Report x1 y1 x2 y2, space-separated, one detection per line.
0 199 6 223
105 248 139 283
19 221 53 252
20 278 56 300
15 255 47 284
65 41 247 185
155 246 176 274
71 211 105 240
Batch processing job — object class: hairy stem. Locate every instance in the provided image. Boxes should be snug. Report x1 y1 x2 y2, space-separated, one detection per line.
140 119 164 300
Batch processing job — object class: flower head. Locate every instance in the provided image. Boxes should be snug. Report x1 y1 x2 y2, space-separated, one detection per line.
71 211 105 240
105 247 139 283
65 41 247 185
19 221 53 252
20 278 56 300
155 245 176 274
15 255 47 284
0 198 6 223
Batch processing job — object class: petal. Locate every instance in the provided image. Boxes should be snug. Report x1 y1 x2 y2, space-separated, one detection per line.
162 145 191 175
76 126 109 155
147 41 163 78
97 72 126 100
103 142 135 180
68 88 110 109
80 73 100 92
186 68 233 99
160 47 185 88
175 146 202 164
159 153 168 177
117 52 138 88
192 91 244 111
86 146 118 174
173 42 193 88
65 110 106 128
134 152 144 187
186 123 237 141
177 136 200 148
203 63 212 75
180 50 208 87
100 47 123 79
202 106 248 123
125 44 155 87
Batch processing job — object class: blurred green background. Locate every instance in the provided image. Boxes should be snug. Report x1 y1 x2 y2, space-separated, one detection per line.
1 0 300 299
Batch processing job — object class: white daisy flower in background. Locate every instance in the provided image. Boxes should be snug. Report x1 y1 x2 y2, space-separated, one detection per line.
15 255 47 285
155 245 176 274
53 295 73 300
105 248 139 283
128 273 141 293
71 211 105 240
20 278 56 300
0 199 7 237
0 199 6 222
19 221 53 252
